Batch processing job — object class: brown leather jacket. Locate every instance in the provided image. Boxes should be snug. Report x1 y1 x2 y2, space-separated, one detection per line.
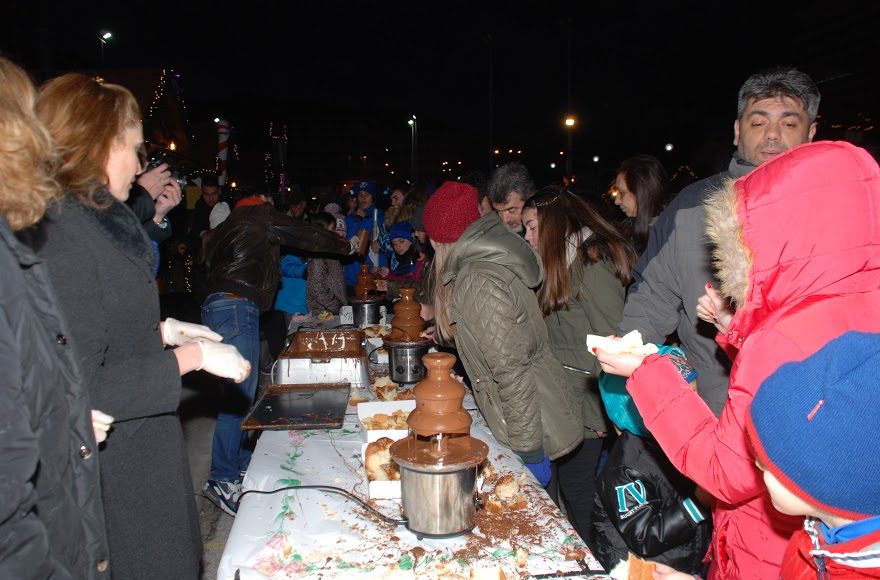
203 204 351 311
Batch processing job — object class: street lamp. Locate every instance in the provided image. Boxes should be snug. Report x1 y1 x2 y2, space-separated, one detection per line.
564 116 576 176
99 30 112 67
408 115 418 182
665 143 674 152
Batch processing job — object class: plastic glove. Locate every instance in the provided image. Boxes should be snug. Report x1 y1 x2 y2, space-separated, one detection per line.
194 339 251 383
524 457 552 487
91 410 114 444
348 235 361 254
162 317 222 346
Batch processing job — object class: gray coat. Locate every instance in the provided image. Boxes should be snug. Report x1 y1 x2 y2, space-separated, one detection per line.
619 161 751 416
444 213 583 461
40 196 202 579
0 218 109 579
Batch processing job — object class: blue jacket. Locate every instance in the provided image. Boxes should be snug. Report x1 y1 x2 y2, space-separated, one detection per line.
274 255 308 314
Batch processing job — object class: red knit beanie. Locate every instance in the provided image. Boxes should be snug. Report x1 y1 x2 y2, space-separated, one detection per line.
423 181 480 243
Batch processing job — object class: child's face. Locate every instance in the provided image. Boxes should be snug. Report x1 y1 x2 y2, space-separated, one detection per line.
414 230 427 244
392 238 412 255
756 461 814 518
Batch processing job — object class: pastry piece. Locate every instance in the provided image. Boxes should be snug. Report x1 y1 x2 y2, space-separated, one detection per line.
484 473 526 513
469 564 507 579
627 553 655 580
396 388 415 400
317 310 333 321
363 325 391 338
365 437 400 481
373 376 398 401
362 409 410 430
586 329 659 357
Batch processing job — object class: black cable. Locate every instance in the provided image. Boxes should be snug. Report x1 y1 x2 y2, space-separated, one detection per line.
238 484 409 526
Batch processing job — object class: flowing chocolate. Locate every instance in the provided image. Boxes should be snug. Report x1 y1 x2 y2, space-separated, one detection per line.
388 287 426 342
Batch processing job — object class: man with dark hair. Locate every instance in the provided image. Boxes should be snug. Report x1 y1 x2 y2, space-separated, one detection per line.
487 162 535 233
200 204 358 514
619 66 820 416
189 173 221 244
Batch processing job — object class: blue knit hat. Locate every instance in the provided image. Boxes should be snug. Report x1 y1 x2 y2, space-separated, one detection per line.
388 221 413 243
747 330 880 520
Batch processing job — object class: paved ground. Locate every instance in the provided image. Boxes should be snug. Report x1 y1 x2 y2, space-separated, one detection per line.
180 373 236 580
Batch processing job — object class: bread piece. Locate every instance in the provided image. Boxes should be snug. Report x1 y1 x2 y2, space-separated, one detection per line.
627 553 655 580
469 564 506 579
485 473 526 513
365 437 400 481
586 329 659 357
317 310 333 321
396 388 415 400
373 376 398 401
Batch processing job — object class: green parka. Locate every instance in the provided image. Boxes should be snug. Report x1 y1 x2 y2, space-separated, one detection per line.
544 256 622 437
443 213 583 461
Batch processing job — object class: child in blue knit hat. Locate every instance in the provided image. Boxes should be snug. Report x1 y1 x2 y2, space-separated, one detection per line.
593 345 712 576
377 221 424 283
746 330 880 579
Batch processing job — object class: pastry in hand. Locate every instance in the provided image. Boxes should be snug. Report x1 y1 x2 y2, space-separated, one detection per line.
586 329 659 357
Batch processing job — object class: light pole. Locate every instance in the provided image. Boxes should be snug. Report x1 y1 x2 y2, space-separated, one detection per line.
99 30 112 67
564 116 575 177
408 115 418 182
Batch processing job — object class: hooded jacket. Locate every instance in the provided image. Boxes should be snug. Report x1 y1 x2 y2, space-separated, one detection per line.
624 141 880 579
203 204 351 312
781 518 880 579
443 213 583 461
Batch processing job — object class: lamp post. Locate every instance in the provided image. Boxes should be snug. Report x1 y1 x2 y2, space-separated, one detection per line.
99 30 112 67
408 115 418 182
564 116 575 177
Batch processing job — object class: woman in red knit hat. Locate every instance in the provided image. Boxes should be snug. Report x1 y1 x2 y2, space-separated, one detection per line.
423 181 583 487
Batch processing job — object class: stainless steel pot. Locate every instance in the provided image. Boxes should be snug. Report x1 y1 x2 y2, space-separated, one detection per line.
351 299 382 327
396 462 479 538
383 338 431 384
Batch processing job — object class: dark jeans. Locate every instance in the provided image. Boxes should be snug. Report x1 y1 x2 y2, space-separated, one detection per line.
201 293 260 482
556 437 604 542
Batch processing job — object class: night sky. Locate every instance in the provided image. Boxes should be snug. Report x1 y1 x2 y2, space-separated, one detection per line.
4 1 880 195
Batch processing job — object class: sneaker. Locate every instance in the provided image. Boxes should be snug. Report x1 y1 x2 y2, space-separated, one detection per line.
204 479 241 516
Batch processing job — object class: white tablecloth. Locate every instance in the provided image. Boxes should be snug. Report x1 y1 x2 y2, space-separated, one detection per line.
218 408 609 579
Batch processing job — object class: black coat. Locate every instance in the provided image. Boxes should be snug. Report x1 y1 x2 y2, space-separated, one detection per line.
592 432 712 573
40 196 202 579
0 217 109 579
203 203 351 312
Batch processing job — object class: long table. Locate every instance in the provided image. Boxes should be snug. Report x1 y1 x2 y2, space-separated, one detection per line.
218 403 609 579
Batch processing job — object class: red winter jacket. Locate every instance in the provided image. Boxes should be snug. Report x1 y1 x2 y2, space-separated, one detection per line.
780 518 880 579
626 141 880 579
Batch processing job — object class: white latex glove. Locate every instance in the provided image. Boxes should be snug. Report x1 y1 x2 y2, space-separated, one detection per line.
195 339 251 383
162 317 222 346
348 235 361 254
91 410 114 443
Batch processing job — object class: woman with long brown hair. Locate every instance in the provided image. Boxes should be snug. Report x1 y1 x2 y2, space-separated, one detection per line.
612 154 671 254
0 56 112 579
522 186 637 541
36 73 249 578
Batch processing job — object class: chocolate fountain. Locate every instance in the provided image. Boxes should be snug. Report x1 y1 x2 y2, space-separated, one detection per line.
351 264 382 326
384 288 432 385
390 352 488 538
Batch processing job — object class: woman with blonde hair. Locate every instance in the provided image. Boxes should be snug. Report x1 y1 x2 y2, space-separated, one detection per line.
36 73 249 578
0 57 111 578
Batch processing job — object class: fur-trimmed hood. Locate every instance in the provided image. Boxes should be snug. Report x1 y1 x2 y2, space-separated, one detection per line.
704 141 880 339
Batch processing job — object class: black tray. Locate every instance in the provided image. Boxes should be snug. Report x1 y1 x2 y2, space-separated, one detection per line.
241 382 351 430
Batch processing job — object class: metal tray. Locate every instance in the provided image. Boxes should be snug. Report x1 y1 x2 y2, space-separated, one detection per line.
241 382 351 431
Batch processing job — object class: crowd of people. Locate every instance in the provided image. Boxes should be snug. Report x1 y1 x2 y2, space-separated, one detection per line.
2 53 879 580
